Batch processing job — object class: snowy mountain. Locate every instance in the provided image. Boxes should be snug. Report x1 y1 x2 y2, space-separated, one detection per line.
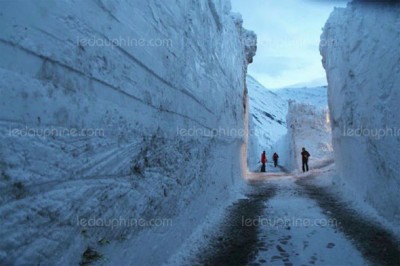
0 1 256 265
275 86 328 110
284 77 327 89
321 2 400 226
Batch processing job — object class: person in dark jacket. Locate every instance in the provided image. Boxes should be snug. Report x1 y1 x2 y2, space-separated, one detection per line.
273 152 279 167
301 147 310 172
261 151 267 172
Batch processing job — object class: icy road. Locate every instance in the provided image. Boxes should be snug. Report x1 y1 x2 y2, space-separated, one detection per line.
186 164 400 266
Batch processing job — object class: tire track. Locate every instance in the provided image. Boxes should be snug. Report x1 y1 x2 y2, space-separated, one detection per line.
297 178 400 266
191 182 277 266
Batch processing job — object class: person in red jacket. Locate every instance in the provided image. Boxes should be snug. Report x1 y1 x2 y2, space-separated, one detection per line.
261 151 267 172
273 152 279 167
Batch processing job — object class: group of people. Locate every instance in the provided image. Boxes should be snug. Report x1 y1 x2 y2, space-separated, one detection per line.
260 147 310 173
260 151 279 172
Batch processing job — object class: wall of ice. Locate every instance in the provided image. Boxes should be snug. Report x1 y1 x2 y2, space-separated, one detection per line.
0 0 256 264
320 2 400 224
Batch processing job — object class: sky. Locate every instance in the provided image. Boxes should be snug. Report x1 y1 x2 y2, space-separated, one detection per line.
231 0 348 89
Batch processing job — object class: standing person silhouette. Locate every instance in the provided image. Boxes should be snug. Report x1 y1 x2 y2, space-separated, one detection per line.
273 152 279 167
301 147 310 172
261 151 267 172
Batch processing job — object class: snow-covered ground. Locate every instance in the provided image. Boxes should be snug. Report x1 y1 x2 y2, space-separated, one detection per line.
251 176 366 266
0 0 256 264
171 164 400 265
320 1 400 228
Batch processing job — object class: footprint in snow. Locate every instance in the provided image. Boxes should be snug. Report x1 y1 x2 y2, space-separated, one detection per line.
309 254 318 265
303 240 309 250
271 255 282 262
326 242 335 248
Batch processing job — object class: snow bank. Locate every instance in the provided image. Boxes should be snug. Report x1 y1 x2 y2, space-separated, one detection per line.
0 0 256 264
285 102 333 172
320 2 400 226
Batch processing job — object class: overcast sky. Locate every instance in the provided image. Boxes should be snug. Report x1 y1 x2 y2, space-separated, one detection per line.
231 0 348 89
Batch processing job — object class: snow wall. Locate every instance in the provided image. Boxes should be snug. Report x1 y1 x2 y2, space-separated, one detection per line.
0 0 256 264
285 101 333 172
320 2 400 225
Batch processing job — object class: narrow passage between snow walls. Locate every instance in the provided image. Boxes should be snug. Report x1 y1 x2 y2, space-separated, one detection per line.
245 0 400 239
1 1 400 265
184 1 400 265
227 1 400 265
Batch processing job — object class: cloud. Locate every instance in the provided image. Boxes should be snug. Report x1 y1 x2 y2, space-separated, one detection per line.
252 56 308 77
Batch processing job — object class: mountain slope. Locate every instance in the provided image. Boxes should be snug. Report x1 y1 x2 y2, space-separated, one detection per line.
276 86 328 109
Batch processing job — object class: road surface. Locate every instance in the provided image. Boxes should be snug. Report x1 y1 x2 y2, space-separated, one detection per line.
188 166 400 266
